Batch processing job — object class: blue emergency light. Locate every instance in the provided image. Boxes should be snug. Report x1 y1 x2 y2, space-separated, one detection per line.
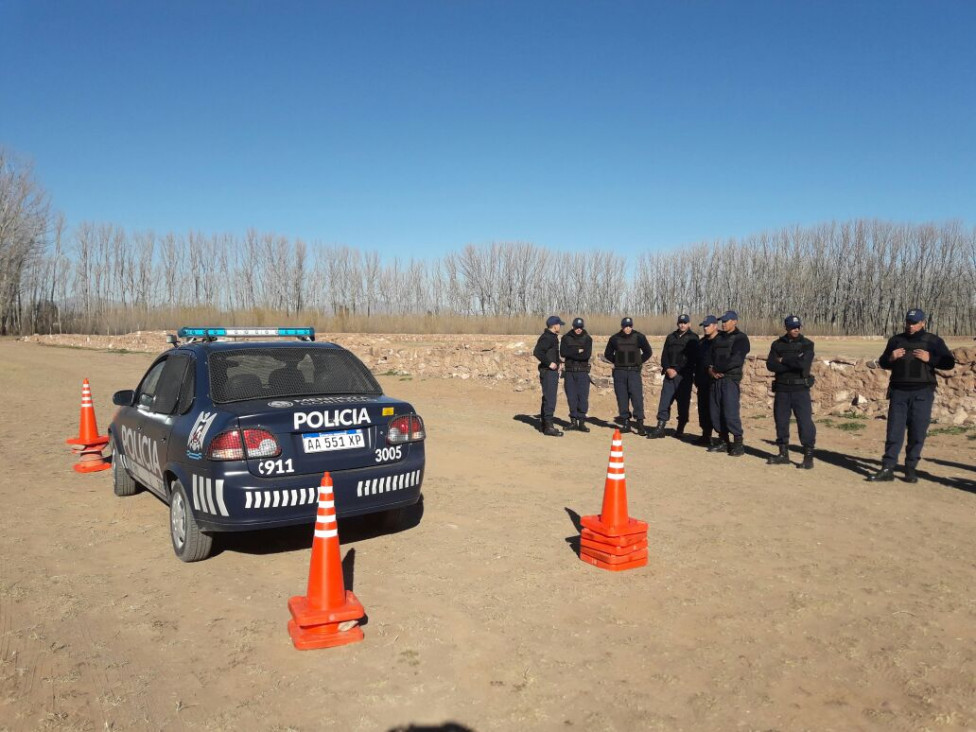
177 327 315 341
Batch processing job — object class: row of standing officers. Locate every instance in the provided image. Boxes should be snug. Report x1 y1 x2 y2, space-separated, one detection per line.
533 309 956 480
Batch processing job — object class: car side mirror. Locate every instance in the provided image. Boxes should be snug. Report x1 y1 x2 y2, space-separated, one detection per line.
113 390 135 406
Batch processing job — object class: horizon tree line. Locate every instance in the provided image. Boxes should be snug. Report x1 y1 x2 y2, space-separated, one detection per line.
2 147 974 336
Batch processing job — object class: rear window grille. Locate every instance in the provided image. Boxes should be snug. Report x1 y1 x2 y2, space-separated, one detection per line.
209 348 382 403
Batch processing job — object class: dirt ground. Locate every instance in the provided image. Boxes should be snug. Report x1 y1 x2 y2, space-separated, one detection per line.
1 338 974 732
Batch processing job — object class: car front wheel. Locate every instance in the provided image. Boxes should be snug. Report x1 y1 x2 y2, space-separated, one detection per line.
111 436 139 497
169 479 214 562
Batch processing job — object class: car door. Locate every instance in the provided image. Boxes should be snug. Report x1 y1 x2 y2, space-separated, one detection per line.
128 354 191 498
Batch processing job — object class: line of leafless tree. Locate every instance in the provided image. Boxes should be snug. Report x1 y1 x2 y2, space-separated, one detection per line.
2 147 974 336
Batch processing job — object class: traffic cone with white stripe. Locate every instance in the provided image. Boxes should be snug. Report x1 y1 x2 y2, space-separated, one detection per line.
579 429 648 571
287 472 365 650
66 378 110 473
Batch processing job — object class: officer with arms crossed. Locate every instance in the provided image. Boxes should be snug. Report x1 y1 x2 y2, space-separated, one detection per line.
533 315 565 437
650 314 699 438
706 310 751 456
765 315 817 469
604 317 653 435
560 317 593 432
693 315 720 447
868 308 955 482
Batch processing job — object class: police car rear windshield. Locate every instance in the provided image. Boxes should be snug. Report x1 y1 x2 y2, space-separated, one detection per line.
209 348 382 403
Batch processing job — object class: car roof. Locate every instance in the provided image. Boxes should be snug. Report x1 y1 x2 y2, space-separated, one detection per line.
174 340 345 355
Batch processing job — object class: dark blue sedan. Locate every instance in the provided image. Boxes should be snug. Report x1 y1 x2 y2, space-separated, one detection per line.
109 327 425 561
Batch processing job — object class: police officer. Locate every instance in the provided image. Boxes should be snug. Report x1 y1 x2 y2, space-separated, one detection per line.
868 308 955 482
650 314 699 438
604 317 653 434
693 315 720 446
706 310 751 456
765 315 817 469
560 317 593 432
533 315 564 437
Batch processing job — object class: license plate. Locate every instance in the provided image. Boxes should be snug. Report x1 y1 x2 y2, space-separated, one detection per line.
302 429 365 453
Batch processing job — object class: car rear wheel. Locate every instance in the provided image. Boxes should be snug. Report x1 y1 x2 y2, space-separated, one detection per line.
374 506 405 532
170 479 214 562
111 436 139 497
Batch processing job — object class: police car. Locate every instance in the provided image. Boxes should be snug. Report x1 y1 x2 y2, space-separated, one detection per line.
109 327 425 562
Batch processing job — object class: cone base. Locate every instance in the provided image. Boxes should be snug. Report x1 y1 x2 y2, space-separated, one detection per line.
67 435 109 447
288 591 364 627
580 514 648 539
580 535 647 556
287 618 364 650
580 550 648 572
580 527 648 547
73 460 111 473
581 545 648 565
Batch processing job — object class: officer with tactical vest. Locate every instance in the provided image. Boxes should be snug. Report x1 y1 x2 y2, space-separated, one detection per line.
560 317 593 432
706 310 751 456
765 315 817 469
649 314 699 438
604 317 653 435
533 315 565 437
868 308 955 483
693 314 720 446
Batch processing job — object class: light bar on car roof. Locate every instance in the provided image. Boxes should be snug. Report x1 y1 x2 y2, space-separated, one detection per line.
177 327 315 341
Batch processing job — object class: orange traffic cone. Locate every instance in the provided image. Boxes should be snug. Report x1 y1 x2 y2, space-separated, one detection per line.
579 429 648 572
287 472 365 650
66 378 110 473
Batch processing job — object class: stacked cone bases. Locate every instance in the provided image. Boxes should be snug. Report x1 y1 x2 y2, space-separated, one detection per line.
66 378 111 473
287 472 365 650
579 429 648 571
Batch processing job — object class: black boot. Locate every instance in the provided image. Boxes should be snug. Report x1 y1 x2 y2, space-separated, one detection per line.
618 419 631 434
800 446 814 470
904 465 918 483
542 420 563 437
567 418 579 431
707 433 729 452
675 420 687 438
577 417 590 433
635 419 647 437
728 435 744 457
649 420 667 439
767 444 790 465
867 466 895 482
693 432 712 446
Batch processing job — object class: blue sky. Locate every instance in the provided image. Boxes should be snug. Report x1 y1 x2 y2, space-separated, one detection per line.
2 0 974 258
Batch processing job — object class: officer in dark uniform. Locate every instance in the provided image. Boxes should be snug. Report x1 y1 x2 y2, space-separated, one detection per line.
706 310 751 456
560 317 593 432
693 315 720 446
868 308 955 482
765 315 817 469
533 315 564 437
650 314 700 438
603 317 653 434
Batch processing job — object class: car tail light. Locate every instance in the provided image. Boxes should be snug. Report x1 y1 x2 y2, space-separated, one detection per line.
387 414 425 445
208 429 281 460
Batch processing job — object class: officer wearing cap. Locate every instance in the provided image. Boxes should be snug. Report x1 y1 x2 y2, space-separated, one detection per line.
765 315 817 469
603 317 653 434
533 315 565 437
693 315 720 446
650 314 699 439
706 310 751 456
560 317 593 431
868 308 955 482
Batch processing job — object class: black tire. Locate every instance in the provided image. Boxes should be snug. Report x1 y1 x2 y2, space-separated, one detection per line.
169 479 214 562
111 435 139 497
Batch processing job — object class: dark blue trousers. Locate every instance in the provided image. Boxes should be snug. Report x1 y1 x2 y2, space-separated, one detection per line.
882 388 935 469
696 381 713 436
709 377 743 438
773 390 816 448
656 372 693 423
563 371 590 419
612 369 645 421
539 369 559 421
